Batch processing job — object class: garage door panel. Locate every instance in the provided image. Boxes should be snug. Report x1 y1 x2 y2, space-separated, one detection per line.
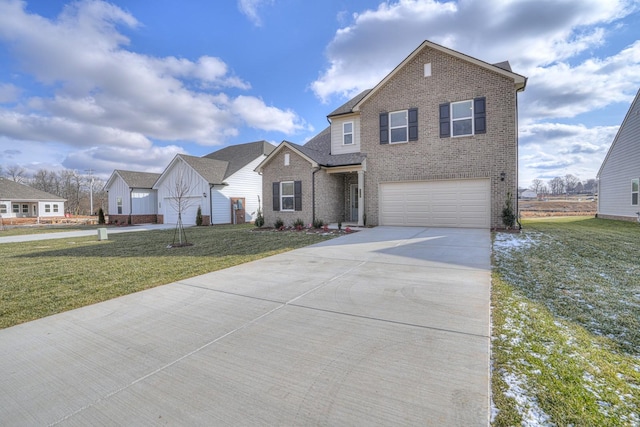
379 180 490 228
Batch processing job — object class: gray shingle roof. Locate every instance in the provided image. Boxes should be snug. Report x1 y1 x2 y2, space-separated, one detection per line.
0 178 65 201
115 170 160 188
203 140 275 178
327 89 372 117
289 127 366 167
179 155 229 184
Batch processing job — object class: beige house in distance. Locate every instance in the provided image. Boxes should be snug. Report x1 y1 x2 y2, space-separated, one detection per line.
256 40 527 229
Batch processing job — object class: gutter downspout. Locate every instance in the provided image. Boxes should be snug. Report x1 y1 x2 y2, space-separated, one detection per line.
515 84 526 230
312 167 320 225
209 184 214 226
129 188 133 225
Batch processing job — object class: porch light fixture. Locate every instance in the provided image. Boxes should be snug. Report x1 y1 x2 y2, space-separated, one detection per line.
500 172 506 181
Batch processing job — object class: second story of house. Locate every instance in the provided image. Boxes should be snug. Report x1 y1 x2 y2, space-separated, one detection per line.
325 40 527 171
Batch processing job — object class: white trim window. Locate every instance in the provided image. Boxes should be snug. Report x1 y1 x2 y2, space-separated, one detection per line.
280 181 294 211
45 204 51 213
0 204 6 214
632 178 639 205
13 204 19 213
53 204 59 213
117 197 123 214
451 100 473 137
22 204 28 214
343 122 353 145
389 110 408 143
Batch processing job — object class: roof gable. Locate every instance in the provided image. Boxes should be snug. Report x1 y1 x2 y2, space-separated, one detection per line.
203 140 275 178
597 88 640 178
107 170 160 190
0 178 66 201
353 40 527 112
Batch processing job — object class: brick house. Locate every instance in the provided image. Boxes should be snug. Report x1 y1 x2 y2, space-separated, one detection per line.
256 40 527 229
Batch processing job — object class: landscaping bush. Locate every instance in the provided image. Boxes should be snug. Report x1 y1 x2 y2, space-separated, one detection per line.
195 206 203 226
274 218 284 229
313 218 324 229
98 208 105 225
293 218 304 230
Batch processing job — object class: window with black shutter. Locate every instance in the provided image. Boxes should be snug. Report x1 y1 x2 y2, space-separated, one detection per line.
379 113 389 144
272 182 280 211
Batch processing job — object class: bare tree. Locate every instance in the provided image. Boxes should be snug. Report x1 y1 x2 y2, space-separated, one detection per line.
564 174 580 194
549 177 565 196
6 165 26 183
167 164 197 246
583 178 597 194
530 179 544 194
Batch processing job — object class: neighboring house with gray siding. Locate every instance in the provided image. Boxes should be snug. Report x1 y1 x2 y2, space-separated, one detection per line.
0 178 66 220
597 88 640 222
104 170 160 224
256 40 527 229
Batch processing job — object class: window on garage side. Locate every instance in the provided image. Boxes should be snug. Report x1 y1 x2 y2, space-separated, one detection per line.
440 97 486 138
380 108 418 144
272 181 302 212
632 178 639 205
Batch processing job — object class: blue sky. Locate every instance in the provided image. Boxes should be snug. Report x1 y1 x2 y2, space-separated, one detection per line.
0 0 639 188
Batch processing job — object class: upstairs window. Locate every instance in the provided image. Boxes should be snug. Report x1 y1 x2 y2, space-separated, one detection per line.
440 97 486 138
451 101 473 136
343 122 353 145
380 108 418 144
632 178 639 205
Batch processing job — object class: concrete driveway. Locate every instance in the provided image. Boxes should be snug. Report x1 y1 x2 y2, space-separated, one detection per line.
0 226 491 426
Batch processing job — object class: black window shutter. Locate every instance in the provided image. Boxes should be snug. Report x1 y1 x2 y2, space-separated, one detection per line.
379 113 389 144
294 181 302 211
474 97 486 134
439 103 450 138
408 108 418 141
272 182 280 211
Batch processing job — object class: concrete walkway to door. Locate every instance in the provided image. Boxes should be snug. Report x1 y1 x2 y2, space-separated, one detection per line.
0 226 492 426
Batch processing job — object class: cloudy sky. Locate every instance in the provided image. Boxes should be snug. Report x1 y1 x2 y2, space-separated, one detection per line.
0 0 639 187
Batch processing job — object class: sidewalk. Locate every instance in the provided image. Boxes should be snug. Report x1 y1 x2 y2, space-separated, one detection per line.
0 223 179 244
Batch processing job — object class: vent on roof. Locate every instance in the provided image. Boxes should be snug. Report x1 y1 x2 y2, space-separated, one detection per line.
424 63 432 77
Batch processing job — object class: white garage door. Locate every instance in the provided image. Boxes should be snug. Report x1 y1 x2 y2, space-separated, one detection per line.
163 197 201 226
379 179 490 228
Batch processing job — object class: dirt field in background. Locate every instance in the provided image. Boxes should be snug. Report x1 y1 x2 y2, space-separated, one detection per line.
519 198 597 217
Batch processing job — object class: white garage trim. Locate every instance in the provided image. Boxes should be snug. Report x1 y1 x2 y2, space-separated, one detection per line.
379 179 490 228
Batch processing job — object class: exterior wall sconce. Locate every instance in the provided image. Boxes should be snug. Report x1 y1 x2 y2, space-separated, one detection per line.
500 172 506 181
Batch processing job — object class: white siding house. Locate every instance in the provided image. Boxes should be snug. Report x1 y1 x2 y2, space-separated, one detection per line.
0 178 66 220
154 141 275 226
104 170 160 224
597 88 640 222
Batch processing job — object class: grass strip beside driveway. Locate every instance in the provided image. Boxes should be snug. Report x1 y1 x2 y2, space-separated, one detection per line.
0 224 336 329
491 217 640 426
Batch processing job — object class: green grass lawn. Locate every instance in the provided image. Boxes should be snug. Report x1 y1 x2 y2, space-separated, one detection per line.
0 224 336 329
492 217 640 426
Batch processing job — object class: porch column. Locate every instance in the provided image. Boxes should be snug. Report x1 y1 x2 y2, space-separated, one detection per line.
357 170 365 227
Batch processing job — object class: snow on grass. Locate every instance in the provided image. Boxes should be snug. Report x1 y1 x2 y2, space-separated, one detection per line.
501 371 551 427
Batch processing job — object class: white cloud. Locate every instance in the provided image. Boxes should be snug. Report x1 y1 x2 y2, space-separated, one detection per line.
232 96 308 134
0 0 305 176
237 0 273 27
311 0 639 103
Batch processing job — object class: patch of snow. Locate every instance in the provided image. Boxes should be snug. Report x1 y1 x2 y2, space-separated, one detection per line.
502 371 552 426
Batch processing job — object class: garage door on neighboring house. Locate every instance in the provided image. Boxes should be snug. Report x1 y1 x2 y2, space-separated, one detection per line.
379 179 491 228
163 197 201 226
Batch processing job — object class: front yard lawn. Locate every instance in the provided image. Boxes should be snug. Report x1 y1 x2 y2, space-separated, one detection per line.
0 224 336 329
492 217 640 426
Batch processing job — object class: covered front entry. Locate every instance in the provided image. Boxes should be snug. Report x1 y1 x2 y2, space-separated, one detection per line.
379 179 490 228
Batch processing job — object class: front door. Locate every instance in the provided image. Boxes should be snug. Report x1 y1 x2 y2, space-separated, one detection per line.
349 184 358 222
230 197 246 224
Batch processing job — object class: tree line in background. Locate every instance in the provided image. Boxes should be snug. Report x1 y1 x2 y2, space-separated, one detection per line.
1 164 108 215
528 174 597 196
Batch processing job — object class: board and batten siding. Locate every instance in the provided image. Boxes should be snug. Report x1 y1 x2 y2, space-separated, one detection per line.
330 116 361 155
156 161 211 221
211 155 267 224
131 190 157 215
107 174 131 215
598 90 640 220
